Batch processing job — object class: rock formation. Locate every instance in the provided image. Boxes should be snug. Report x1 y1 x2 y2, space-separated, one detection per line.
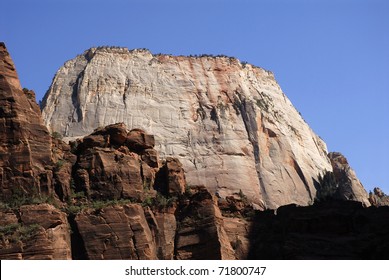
0 42 53 200
369 187 389 207
0 204 71 260
328 152 370 206
41 47 345 209
1 42 385 260
67 123 236 260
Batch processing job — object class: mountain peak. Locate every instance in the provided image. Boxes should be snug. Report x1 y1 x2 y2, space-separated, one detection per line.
41 46 370 209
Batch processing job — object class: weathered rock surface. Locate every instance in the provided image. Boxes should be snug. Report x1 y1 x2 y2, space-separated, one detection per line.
223 217 251 259
0 43 73 260
0 204 71 260
0 42 53 199
73 123 160 201
74 204 157 260
328 152 370 206
51 137 77 201
369 187 389 207
41 46 339 208
175 186 235 260
155 157 186 196
153 212 176 259
72 187 238 260
64 123 237 260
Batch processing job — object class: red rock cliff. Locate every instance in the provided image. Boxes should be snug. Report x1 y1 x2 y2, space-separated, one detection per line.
0 42 53 199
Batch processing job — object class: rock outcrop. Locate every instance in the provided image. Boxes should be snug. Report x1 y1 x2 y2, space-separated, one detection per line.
67 123 237 259
41 46 342 209
0 42 53 200
328 152 370 206
74 204 157 260
0 204 71 260
369 187 389 207
175 186 235 260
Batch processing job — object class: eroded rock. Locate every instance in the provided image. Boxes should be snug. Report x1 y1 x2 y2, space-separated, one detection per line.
175 186 235 260
0 42 53 199
75 204 157 259
0 204 71 260
328 152 370 206
41 47 337 208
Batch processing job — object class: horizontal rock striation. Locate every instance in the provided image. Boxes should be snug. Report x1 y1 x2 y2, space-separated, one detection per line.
0 204 71 260
0 42 53 200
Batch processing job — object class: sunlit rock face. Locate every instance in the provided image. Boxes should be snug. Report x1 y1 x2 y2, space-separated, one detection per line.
42 46 349 209
0 42 53 200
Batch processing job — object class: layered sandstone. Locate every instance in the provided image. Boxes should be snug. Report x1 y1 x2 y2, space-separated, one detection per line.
75 204 157 260
68 123 236 259
0 204 71 260
175 186 235 260
41 47 342 209
0 42 53 199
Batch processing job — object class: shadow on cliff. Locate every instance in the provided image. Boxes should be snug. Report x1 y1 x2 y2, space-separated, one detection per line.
247 200 389 259
68 215 88 259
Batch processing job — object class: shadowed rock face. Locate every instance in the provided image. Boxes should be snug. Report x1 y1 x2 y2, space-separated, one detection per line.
248 201 389 260
0 42 53 199
41 47 339 209
174 186 235 260
328 152 370 206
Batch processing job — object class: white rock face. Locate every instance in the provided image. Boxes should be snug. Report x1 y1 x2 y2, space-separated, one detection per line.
42 47 364 209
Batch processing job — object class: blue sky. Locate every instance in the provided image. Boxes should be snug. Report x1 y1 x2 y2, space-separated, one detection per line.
1 0 388 194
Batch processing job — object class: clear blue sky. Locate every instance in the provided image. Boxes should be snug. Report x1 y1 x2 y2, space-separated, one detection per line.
1 0 388 194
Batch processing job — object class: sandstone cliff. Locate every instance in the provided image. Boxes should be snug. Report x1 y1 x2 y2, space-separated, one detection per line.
41 46 369 208
0 204 71 260
1 43 383 260
0 42 53 200
328 152 370 206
